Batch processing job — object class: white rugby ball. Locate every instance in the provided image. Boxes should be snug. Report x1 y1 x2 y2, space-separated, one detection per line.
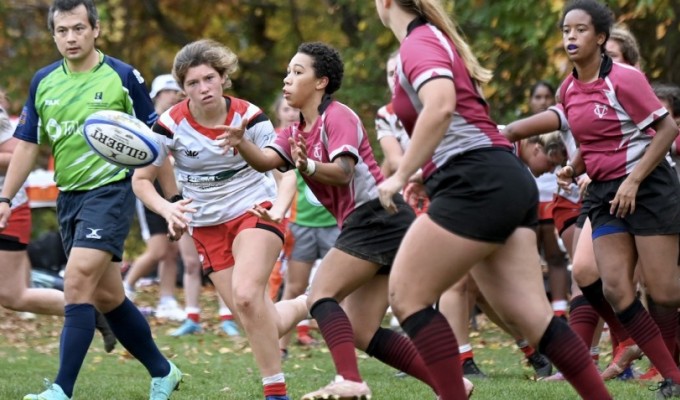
83 110 159 168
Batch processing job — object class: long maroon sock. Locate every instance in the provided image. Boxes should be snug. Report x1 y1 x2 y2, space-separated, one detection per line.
366 327 435 390
647 296 679 356
401 307 466 400
539 317 612 399
568 295 600 346
579 279 631 343
618 299 680 383
310 298 362 382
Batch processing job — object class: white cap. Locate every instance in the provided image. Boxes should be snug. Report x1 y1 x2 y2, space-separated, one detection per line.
149 74 181 99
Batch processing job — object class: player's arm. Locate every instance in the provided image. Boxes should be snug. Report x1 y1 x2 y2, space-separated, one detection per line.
217 120 286 172
503 110 562 142
379 135 404 177
132 161 194 238
284 131 355 186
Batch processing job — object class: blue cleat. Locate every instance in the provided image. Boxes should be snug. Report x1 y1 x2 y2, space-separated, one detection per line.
170 319 202 337
265 396 290 400
23 380 71 400
220 319 240 336
149 361 182 400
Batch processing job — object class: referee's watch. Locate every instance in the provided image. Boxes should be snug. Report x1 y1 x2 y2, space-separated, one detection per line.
0 197 11 207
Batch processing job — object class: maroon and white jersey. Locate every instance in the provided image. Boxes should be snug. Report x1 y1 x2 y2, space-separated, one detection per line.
268 99 383 228
375 102 410 151
559 56 669 181
392 18 512 180
152 96 277 226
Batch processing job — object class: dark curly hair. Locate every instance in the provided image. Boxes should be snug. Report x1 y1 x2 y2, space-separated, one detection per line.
297 42 344 95
560 0 614 52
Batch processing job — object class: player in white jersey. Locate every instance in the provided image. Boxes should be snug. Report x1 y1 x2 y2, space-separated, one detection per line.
132 40 308 400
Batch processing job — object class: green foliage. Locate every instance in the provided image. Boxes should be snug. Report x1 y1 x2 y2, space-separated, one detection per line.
2 0 678 236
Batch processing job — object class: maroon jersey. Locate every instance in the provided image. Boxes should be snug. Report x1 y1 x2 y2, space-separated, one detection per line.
392 17 512 180
559 56 669 181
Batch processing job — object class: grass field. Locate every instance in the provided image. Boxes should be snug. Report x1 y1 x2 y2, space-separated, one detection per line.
0 284 661 399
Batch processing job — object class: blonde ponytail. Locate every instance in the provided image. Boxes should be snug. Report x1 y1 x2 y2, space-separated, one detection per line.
408 0 492 84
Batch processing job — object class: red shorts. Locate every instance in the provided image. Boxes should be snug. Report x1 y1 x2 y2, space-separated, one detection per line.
191 204 284 274
552 195 581 235
538 200 555 223
0 203 32 245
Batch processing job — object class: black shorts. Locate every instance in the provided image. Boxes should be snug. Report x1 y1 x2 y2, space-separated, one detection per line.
575 193 593 229
0 235 27 251
587 161 680 236
425 148 539 243
334 196 415 272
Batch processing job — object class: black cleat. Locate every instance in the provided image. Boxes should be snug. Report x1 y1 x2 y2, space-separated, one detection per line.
462 358 487 378
527 351 553 378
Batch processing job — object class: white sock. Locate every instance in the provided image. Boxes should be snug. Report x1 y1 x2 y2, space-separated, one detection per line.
459 343 473 354
262 372 285 385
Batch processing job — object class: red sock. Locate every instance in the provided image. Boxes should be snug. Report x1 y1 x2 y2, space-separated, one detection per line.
648 297 679 356
539 317 612 399
187 313 200 323
263 382 286 396
297 324 310 337
568 295 599 346
516 338 535 358
310 299 362 382
580 280 631 344
220 314 233 322
402 307 467 400
459 350 474 364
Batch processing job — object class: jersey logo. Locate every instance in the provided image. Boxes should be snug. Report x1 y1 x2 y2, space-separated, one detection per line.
45 99 60 106
94 92 103 102
312 143 322 160
184 149 199 158
85 228 103 239
594 104 608 119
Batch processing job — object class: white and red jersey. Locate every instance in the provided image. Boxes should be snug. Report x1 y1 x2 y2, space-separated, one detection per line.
0 118 28 209
375 102 410 151
392 17 512 180
559 56 669 181
268 99 383 228
153 96 277 226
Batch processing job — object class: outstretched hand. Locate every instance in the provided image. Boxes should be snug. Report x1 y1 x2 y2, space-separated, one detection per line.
247 203 284 224
216 118 249 154
162 198 196 241
289 136 310 172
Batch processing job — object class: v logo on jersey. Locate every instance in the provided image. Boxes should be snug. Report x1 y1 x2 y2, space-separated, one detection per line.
85 228 103 239
594 104 608 119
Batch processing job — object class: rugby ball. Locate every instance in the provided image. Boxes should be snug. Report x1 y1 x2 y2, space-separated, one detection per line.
83 110 159 168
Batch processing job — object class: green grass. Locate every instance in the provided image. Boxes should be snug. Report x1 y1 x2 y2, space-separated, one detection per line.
0 286 660 399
